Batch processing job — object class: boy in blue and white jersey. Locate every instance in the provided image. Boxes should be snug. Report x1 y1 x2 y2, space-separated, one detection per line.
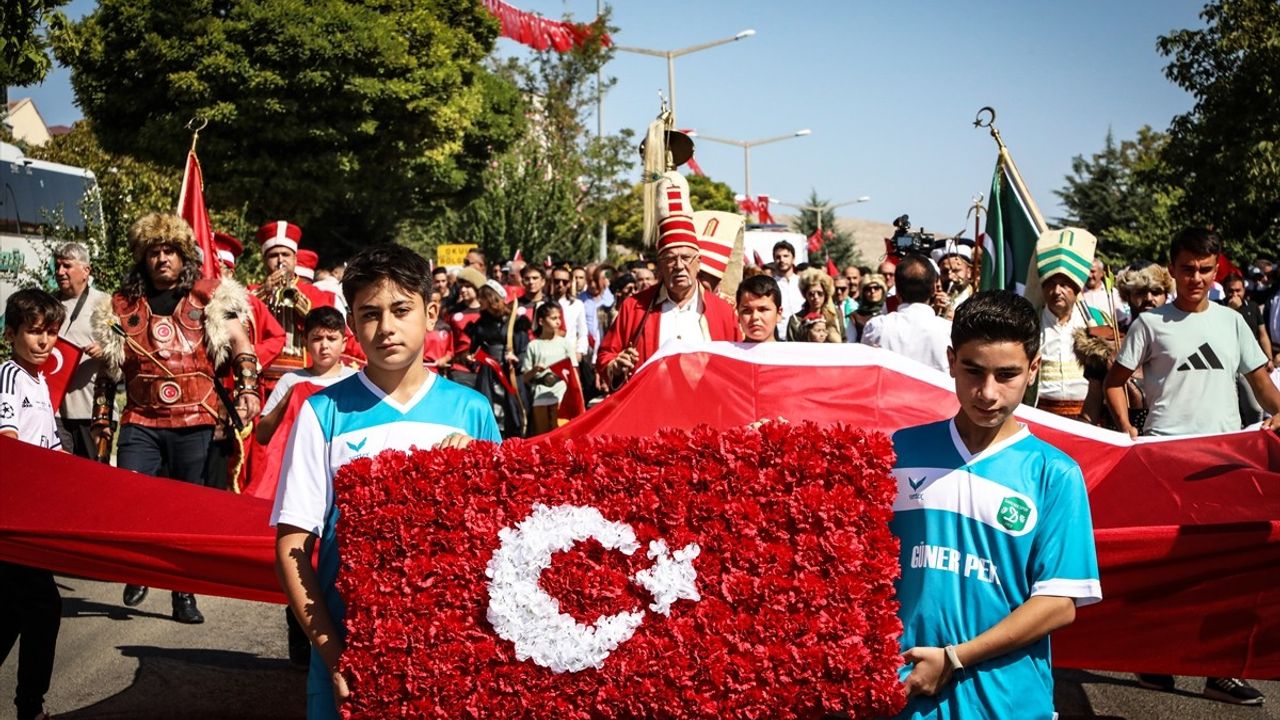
892 290 1101 720
272 245 500 720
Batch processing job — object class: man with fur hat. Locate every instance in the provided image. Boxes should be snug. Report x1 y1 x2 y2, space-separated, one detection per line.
1075 262 1172 431
596 171 740 387
90 213 261 624
1033 228 1111 422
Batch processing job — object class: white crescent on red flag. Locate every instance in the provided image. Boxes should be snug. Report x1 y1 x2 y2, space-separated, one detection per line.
550 357 585 421
334 423 905 718
1 343 1277 680
37 337 83 411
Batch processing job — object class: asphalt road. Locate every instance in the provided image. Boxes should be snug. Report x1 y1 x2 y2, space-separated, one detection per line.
2 577 1275 719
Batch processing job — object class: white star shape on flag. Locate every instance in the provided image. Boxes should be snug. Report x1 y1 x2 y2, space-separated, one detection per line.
633 539 701 616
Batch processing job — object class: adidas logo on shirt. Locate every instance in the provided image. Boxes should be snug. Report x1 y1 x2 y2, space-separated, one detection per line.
1176 343 1224 371
21 398 32 409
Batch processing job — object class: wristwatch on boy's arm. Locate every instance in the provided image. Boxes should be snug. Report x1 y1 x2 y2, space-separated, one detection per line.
944 644 965 678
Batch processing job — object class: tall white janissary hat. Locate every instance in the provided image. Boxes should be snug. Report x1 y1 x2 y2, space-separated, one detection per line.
640 100 694 249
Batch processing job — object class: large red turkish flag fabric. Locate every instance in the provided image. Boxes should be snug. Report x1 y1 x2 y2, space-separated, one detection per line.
2 342 1277 679
334 423 906 719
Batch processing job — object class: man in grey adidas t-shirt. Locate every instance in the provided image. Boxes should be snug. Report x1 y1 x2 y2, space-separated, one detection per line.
1106 228 1279 438
1103 227 1279 708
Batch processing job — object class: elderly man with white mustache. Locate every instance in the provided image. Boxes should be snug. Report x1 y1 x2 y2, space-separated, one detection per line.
595 172 740 389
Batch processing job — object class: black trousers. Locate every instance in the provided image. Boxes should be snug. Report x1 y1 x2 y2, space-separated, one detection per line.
55 417 100 461
0 562 61 720
116 424 214 486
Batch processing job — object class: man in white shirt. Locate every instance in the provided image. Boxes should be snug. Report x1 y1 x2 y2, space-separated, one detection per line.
1081 259 1128 329
860 255 952 373
550 266 588 364
771 240 804 340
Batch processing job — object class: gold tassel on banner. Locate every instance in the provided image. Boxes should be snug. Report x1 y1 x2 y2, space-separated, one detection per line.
641 101 673 248
638 95 695 247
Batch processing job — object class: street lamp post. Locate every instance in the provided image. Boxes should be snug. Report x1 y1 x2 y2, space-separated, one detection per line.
596 0 606 262
693 129 812 207
614 29 755 125
773 196 872 239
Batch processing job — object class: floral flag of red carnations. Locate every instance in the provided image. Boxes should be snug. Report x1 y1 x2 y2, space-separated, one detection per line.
334 422 906 719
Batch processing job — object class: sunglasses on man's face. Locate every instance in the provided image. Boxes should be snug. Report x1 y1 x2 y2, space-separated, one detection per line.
834 286 849 293
553 277 571 284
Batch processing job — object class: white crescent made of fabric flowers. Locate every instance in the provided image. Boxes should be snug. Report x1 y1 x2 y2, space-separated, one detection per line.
484 503 701 673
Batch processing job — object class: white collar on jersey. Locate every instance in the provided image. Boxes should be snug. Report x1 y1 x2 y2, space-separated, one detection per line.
357 369 437 414
947 418 1030 466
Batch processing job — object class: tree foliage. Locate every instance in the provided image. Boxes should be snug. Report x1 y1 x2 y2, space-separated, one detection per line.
1155 0 1280 260
1057 0 1279 266
1054 126 1178 264
50 0 524 257
1 0 68 90
403 13 632 265
788 190 863 269
606 173 739 253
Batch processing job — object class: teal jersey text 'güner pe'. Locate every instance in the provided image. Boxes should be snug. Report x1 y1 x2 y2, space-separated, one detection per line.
890 419 1101 720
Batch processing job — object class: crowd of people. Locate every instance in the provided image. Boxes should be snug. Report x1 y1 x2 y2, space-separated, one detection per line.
1 200 1278 719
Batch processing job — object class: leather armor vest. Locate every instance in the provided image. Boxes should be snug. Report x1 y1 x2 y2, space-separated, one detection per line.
113 279 220 428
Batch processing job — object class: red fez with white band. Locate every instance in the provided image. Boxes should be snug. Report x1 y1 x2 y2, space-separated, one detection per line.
295 248 319 280
655 171 699 255
255 220 302 254
213 232 243 269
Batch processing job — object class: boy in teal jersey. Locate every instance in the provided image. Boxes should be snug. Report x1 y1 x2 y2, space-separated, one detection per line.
891 290 1101 720
272 245 500 719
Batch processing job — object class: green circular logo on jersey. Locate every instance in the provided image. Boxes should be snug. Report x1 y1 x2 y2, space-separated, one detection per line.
998 497 1031 532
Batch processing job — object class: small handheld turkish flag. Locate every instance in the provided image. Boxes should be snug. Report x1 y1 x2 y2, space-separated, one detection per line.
335 423 905 719
549 357 585 421
38 338 83 410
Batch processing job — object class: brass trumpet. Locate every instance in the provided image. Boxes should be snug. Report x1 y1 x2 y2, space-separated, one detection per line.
258 272 312 355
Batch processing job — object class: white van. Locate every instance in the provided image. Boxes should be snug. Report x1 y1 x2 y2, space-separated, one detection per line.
0 141 101 327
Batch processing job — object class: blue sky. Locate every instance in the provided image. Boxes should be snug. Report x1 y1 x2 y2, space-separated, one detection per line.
13 0 1206 234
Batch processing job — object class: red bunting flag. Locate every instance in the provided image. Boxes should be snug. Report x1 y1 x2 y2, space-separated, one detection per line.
483 0 610 52
550 357 585 421
37 337 83 411
826 257 840 277
807 228 824 254
334 423 905 718
757 195 774 224
177 148 219 280
737 195 775 225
